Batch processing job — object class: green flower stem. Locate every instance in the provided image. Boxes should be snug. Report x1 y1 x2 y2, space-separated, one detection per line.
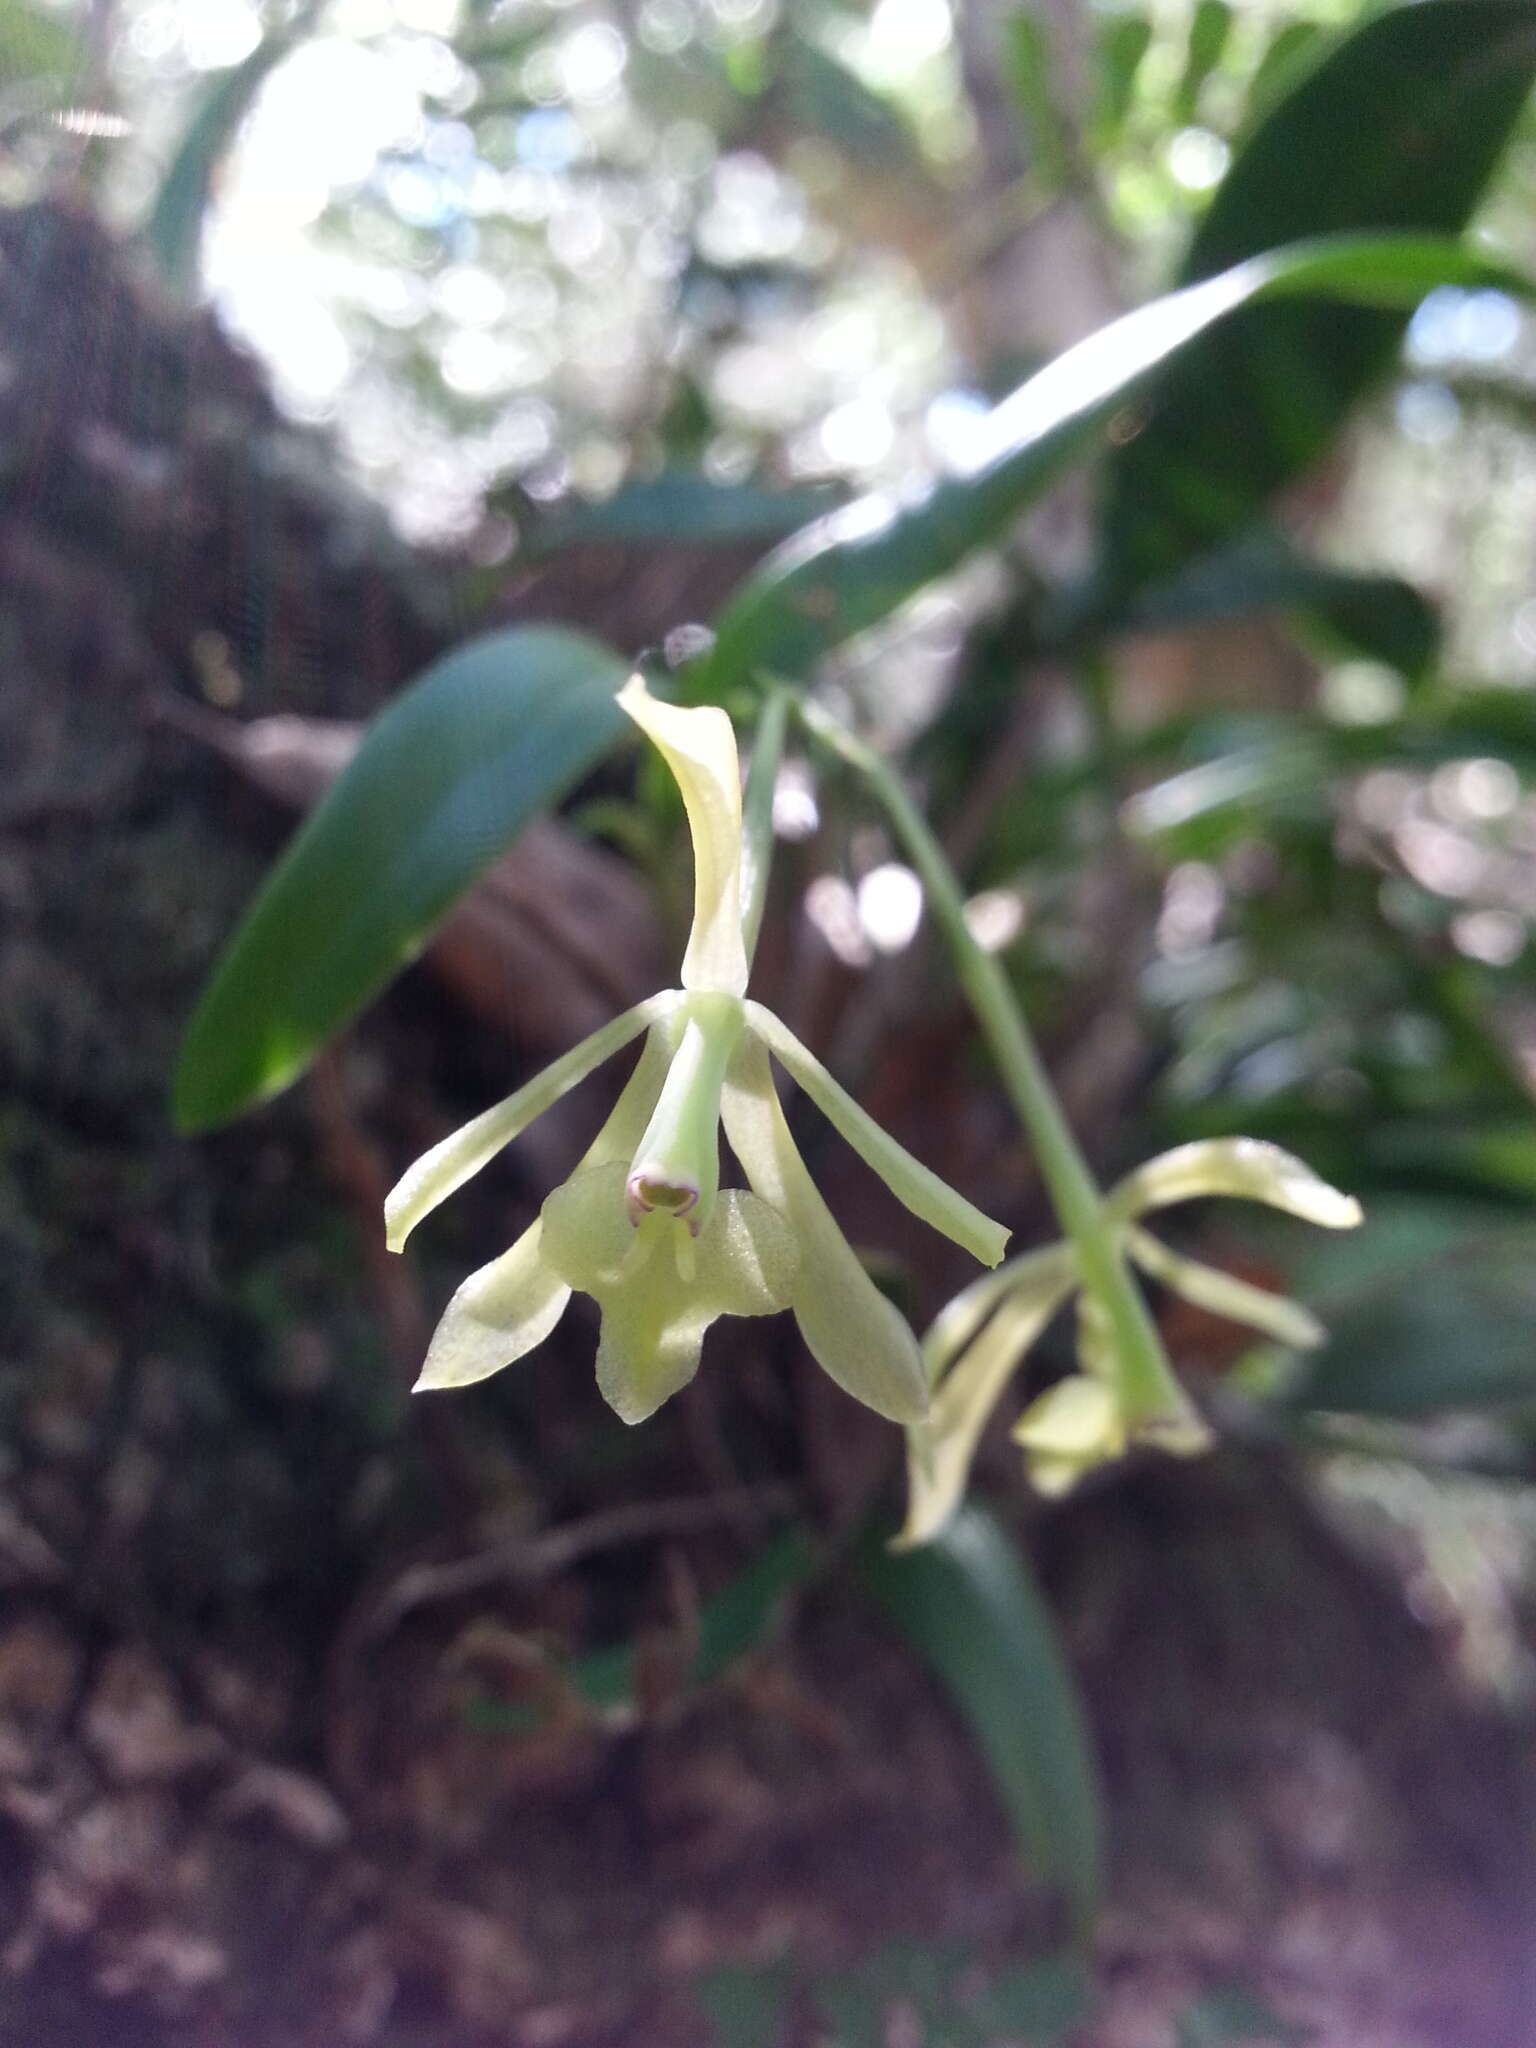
739 682 791 966
798 698 1179 1423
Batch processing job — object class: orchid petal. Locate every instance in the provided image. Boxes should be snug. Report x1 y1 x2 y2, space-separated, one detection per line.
1125 1225 1325 1350
919 1244 1070 1388
543 1163 797 1423
412 1020 679 1390
721 1035 927 1424
384 992 677 1251
1011 1375 1126 1498
618 678 748 997
744 1002 1009 1268
897 1245 1077 1548
414 1220 570 1391
1105 1138 1362 1232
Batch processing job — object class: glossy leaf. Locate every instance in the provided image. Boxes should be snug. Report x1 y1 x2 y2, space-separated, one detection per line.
1117 532 1440 683
175 626 630 1131
860 1506 1102 1936
1102 0 1536 591
695 234 1535 697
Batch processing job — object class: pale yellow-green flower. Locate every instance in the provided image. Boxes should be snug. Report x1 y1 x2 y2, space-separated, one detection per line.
899 1138 1361 1544
386 679 1008 1426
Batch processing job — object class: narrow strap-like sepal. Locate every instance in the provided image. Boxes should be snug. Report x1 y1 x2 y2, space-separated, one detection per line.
744 1000 1009 1268
721 1035 928 1424
385 991 677 1251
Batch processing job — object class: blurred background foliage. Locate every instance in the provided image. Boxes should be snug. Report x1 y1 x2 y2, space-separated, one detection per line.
7 0 1536 2041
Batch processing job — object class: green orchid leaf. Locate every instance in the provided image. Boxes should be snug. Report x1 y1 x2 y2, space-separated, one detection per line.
1101 0 1536 592
1172 0 1233 126
524 472 843 555
1279 1205 1536 1419
1243 19 1326 128
696 233 1536 696
1120 735 1329 859
175 626 631 1132
1114 532 1441 685
1001 11 1073 195
145 0 325 294
1094 9 1152 144
860 1506 1104 1938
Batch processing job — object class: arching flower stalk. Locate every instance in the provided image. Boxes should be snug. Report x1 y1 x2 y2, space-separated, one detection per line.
386 679 1008 1426
898 1138 1362 1546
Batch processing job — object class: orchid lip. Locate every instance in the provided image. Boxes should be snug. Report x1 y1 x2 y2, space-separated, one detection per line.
625 1168 701 1232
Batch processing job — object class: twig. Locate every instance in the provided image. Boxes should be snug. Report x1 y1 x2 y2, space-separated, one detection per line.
363 1485 797 1639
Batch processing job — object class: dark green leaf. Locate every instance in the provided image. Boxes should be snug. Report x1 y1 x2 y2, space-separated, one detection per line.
695 233 1536 697
1102 0 1536 591
1242 19 1325 128
145 2 324 294
780 28 922 169
1177 1982 1307 2046
1095 10 1153 143
696 1963 791 2048
526 472 843 554
1173 0 1234 125
859 1506 1103 1938
174 626 630 1131
1283 1201 1536 1417
1118 533 1439 681
980 1954 1093 2039
1003 11 1073 192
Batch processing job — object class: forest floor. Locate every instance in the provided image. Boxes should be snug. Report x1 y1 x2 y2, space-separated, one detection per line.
0 1446 1530 2048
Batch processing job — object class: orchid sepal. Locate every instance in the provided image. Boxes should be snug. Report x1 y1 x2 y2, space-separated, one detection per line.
385 991 679 1252
617 677 748 996
744 1000 1009 1269
721 1033 930 1424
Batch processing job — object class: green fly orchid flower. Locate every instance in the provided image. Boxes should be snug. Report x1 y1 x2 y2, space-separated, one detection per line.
898 1137 1361 1544
386 678 1008 1427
